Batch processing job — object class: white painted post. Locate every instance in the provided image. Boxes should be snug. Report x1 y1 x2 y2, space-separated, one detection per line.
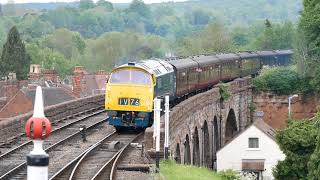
153 98 161 171
164 95 170 159
25 86 52 180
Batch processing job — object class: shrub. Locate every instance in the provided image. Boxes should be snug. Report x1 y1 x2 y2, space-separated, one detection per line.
218 170 257 180
253 66 300 95
218 83 231 101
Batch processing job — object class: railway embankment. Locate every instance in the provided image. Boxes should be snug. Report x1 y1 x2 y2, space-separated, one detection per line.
253 92 320 129
0 94 104 142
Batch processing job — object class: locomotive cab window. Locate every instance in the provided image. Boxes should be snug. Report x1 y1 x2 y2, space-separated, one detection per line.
110 69 151 85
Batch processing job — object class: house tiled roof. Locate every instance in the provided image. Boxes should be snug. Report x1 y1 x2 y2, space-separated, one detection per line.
218 120 277 153
253 119 276 140
23 87 76 106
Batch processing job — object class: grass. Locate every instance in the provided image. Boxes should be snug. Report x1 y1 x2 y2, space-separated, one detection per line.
158 160 223 180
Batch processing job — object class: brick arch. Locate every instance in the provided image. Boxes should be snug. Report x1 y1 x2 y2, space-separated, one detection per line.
225 108 238 144
175 143 181 164
184 134 191 164
192 127 200 166
213 116 219 153
202 121 210 168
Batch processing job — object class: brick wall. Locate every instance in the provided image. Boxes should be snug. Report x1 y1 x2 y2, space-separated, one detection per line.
253 92 319 129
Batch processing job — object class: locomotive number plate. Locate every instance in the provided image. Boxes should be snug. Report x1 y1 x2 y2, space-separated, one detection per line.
118 98 140 106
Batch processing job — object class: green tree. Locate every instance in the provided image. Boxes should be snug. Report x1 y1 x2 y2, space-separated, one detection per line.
79 0 95 10
307 113 320 179
0 26 31 80
187 9 210 26
252 66 300 95
298 0 320 93
273 119 317 179
26 44 73 78
299 0 320 56
128 0 151 18
176 22 233 56
40 28 85 59
251 21 294 50
96 0 113 11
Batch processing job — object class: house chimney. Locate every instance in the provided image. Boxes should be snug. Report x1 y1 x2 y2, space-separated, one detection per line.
28 64 41 81
72 66 85 98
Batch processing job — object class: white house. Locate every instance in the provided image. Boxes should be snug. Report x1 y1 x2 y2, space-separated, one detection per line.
217 120 285 180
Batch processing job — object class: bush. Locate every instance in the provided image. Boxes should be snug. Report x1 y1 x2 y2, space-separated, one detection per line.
253 66 300 95
218 83 231 101
218 169 257 180
218 169 241 180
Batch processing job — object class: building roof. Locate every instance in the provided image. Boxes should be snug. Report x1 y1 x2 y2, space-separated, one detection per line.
253 119 276 140
218 120 276 153
22 87 76 107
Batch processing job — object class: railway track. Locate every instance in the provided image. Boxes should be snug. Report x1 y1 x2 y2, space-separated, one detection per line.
0 108 103 155
111 134 151 180
50 132 142 180
0 110 111 180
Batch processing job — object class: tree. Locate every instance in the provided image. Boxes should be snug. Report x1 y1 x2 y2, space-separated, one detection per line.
187 9 210 26
251 21 294 50
128 0 151 18
96 0 113 11
175 22 233 56
252 66 300 95
79 0 95 10
0 26 31 80
273 119 318 179
307 113 320 179
299 0 320 56
40 28 85 59
298 0 320 93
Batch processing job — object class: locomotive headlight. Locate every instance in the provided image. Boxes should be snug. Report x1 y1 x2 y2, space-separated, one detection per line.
138 112 147 118
107 111 117 117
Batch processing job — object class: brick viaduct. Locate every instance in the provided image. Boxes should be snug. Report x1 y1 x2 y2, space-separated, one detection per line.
145 77 253 169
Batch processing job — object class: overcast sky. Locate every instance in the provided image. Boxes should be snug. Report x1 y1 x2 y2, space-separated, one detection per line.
0 0 187 4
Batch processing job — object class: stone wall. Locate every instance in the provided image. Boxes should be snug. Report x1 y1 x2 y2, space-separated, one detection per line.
0 94 105 142
253 92 320 129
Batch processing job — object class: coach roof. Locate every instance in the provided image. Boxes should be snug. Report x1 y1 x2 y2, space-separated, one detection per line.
169 58 198 69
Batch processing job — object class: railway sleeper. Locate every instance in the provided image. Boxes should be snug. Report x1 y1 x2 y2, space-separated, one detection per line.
108 140 121 150
117 164 151 172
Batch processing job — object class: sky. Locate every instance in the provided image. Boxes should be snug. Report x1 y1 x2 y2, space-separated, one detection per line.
0 0 187 4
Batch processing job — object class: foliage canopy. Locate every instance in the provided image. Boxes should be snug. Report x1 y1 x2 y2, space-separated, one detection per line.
253 66 300 95
0 26 30 80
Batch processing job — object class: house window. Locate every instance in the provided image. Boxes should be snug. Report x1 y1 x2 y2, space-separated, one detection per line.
248 138 259 148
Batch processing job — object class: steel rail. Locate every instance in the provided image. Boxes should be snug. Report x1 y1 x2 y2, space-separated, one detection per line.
0 109 105 160
0 117 108 180
49 131 117 180
93 133 142 180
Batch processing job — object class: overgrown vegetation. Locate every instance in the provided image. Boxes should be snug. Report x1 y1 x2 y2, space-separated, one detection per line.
253 66 301 95
273 114 320 179
295 0 320 93
159 160 222 180
0 0 299 79
218 169 257 180
218 83 231 101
